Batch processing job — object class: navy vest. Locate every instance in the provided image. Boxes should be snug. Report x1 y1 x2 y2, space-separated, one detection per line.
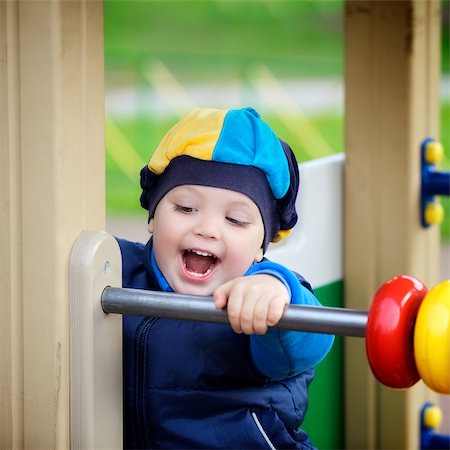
119 238 316 449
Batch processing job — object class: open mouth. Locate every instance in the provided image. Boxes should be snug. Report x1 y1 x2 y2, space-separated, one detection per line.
182 249 219 279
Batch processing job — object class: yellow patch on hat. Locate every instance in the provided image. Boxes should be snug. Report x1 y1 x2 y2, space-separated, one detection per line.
149 108 227 175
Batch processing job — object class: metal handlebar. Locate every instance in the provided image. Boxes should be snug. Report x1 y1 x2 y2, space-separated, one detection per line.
101 287 367 337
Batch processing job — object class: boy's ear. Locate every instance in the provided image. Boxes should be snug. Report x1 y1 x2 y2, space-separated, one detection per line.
148 218 154 234
254 247 264 263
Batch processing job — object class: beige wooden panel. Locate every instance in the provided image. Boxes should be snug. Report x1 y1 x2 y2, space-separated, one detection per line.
69 231 122 449
0 1 23 447
345 1 441 449
0 0 104 448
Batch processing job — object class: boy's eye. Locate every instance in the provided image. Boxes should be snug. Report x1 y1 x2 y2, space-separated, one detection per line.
174 204 196 214
226 216 249 228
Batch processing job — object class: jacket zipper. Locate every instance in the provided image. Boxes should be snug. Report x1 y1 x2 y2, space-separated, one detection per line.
137 317 157 448
251 412 277 450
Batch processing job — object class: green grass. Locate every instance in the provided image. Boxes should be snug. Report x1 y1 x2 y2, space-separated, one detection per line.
442 0 450 74
106 116 176 214
105 0 449 81
438 100 450 240
105 0 344 83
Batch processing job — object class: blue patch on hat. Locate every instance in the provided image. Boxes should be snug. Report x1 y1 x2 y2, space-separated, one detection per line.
212 107 290 199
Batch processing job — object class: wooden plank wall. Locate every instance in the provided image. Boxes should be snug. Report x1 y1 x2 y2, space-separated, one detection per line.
344 1 441 449
0 1 104 447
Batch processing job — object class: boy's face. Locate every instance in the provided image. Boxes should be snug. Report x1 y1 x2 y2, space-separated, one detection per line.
149 184 265 296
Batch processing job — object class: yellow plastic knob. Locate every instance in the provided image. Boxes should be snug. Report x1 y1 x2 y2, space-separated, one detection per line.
425 141 444 164
423 405 443 429
424 202 444 226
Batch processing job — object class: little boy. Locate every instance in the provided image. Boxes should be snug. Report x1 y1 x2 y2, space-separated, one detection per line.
118 107 334 449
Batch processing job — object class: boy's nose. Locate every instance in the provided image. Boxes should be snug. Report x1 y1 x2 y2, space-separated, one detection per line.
193 217 221 240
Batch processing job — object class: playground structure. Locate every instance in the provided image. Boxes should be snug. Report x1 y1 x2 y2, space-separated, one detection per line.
0 1 448 449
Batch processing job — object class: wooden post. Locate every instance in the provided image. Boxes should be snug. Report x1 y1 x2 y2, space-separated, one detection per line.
344 1 441 449
0 1 104 447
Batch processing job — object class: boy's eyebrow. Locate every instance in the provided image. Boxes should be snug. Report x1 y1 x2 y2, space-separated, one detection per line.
226 200 254 210
223 200 261 218
167 185 200 200
170 185 198 195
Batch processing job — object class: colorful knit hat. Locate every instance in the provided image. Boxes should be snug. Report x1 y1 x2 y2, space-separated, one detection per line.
140 107 300 251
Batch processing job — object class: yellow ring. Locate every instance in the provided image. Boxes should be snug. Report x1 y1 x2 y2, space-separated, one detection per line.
414 280 450 394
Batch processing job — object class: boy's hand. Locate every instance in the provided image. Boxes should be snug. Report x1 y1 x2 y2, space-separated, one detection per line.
213 275 290 335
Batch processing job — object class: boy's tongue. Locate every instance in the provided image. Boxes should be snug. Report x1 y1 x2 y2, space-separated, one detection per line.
184 252 215 274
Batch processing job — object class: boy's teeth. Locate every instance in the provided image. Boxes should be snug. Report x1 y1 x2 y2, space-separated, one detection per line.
186 267 213 277
189 249 212 257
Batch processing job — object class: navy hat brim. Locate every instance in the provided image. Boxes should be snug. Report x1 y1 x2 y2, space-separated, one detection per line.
140 155 280 251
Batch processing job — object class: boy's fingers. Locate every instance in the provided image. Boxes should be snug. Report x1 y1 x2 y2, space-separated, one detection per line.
238 294 259 335
215 276 289 335
213 283 230 309
266 298 288 327
214 281 248 333
225 284 246 334
251 296 271 335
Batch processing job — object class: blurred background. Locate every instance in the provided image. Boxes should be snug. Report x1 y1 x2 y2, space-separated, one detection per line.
104 0 449 244
104 0 345 230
